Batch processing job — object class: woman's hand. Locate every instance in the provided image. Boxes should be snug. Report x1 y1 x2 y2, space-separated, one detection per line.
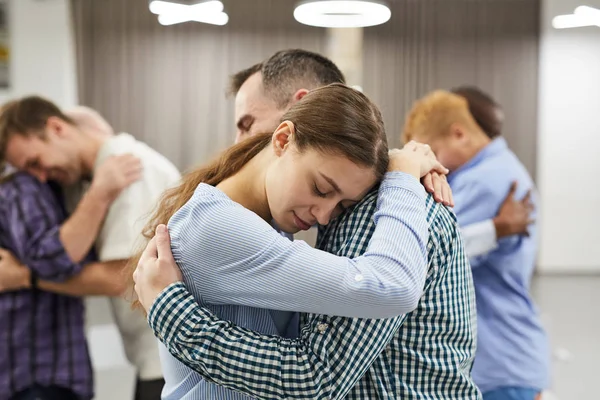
133 225 183 313
388 141 449 178
422 172 454 206
389 141 453 206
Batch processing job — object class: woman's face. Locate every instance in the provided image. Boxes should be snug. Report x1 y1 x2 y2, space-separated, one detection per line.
265 124 378 234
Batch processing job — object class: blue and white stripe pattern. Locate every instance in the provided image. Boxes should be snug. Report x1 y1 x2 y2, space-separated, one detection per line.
166 171 429 319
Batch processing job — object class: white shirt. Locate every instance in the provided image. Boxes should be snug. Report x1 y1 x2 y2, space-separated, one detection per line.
80 133 180 380
461 219 498 258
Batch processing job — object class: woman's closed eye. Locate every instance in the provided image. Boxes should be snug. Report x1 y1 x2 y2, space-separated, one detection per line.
313 183 327 198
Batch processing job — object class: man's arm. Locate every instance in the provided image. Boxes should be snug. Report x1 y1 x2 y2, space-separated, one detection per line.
0 178 87 281
150 284 407 400
0 253 128 297
135 201 446 399
38 260 127 296
459 181 534 258
170 173 429 319
60 154 142 262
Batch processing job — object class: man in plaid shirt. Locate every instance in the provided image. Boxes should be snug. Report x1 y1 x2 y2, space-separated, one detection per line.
133 50 489 399
139 181 481 399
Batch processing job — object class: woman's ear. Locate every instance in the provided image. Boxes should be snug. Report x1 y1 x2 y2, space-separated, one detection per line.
271 121 295 157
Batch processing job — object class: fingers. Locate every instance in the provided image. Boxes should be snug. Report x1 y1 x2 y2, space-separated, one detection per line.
432 172 443 203
521 189 534 212
422 173 434 194
124 168 143 185
403 141 418 151
441 175 454 207
133 266 139 284
139 236 158 266
506 181 518 200
120 157 143 175
155 225 175 263
525 202 534 213
432 161 450 175
112 154 143 173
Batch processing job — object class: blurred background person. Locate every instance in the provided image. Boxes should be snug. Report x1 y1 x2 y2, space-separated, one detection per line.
0 98 181 400
403 90 549 400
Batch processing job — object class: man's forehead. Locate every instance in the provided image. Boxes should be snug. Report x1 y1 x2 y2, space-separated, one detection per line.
5 135 40 165
235 83 279 120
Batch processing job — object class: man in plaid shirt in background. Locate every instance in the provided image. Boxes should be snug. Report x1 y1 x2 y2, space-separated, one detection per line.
0 105 141 400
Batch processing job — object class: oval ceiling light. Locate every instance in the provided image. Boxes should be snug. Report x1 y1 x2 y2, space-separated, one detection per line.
149 0 223 15
158 11 229 26
294 0 391 28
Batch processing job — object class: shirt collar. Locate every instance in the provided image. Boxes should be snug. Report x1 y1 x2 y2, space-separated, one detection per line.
449 137 507 180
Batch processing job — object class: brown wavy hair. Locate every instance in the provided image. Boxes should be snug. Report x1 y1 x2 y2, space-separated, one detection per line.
127 83 389 305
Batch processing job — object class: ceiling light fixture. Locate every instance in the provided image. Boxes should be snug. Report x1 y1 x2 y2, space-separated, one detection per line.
294 0 391 28
148 0 228 26
552 5 600 29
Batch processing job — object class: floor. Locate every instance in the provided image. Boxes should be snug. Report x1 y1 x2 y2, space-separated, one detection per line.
85 275 599 399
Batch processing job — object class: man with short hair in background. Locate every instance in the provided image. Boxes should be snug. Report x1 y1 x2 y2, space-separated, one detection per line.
0 105 141 399
402 90 549 400
0 99 181 400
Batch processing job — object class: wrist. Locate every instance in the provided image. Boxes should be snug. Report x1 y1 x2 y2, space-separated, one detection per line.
390 160 420 179
21 267 32 289
493 217 509 238
88 183 113 208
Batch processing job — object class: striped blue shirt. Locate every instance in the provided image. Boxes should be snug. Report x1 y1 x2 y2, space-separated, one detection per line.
158 172 429 399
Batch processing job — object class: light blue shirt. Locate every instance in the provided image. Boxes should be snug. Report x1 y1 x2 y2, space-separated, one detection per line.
449 138 550 393
159 172 429 399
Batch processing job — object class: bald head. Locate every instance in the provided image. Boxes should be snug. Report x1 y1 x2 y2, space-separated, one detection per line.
65 106 114 137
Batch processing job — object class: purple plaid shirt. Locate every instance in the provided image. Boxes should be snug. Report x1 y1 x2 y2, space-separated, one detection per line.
0 172 93 400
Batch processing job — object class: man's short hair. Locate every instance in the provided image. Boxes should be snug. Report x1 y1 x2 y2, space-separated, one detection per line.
0 96 74 166
402 90 480 144
228 49 346 108
450 85 503 139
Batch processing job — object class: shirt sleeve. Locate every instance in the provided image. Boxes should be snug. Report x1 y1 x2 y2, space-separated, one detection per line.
147 222 448 400
170 171 429 319
144 185 453 400
451 180 520 268
149 282 409 400
0 181 84 281
460 219 498 258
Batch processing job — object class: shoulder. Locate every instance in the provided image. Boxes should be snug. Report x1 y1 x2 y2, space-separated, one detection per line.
169 184 284 264
423 197 468 281
425 196 460 245
99 134 180 176
170 184 275 240
325 187 378 236
0 172 49 200
453 150 534 201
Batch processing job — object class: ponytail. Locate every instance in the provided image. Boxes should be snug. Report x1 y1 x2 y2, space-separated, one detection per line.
126 132 272 306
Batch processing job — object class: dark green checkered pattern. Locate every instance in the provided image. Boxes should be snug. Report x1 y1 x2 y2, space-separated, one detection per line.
314 190 481 399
